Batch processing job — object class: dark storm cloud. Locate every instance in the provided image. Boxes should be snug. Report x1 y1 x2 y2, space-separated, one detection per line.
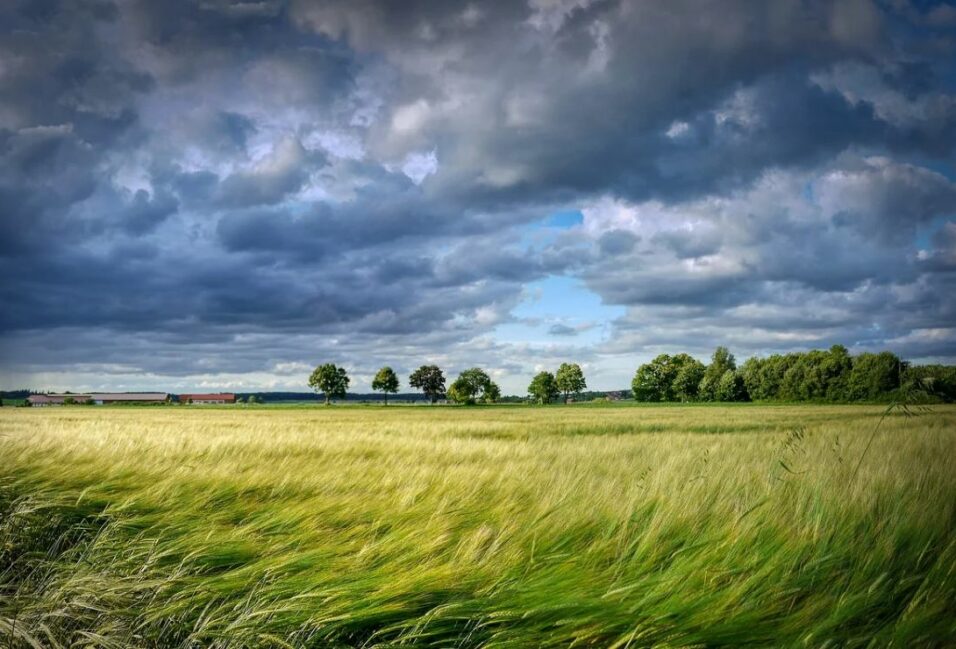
2 0 956 391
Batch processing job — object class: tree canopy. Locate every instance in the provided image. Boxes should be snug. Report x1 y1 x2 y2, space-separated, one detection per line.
409 365 446 403
448 368 500 405
371 366 400 405
632 354 705 402
555 363 587 403
528 371 559 404
308 363 350 405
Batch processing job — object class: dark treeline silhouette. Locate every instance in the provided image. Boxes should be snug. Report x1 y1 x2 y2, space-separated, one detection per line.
633 345 956 403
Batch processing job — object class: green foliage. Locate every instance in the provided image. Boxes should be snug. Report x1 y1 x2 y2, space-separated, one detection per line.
672 354 706 401
715 369 748 402
448 367 499 404
555 362 587 403
631 344 909 404
632 354 705 402
371 366 400 405
699 346 737 401
904 364 956 402
738 348 911 403
771 345 853 401
632 355 672 402
527 371 559 404
308 363 350 405
847 352 903 401
409 365 446 403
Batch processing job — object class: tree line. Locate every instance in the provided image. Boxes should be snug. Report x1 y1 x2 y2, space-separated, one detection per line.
308 347 955 406
308 362 589 405
308 363 505 405
632 345 956 403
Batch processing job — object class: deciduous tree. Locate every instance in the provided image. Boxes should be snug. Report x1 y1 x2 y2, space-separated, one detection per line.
372 366 400 405
528 371 559 404
409 365 446 403
308 363 350 405
448 368 498 405
555 363 587 404
672 354 705 401
700 347 736 401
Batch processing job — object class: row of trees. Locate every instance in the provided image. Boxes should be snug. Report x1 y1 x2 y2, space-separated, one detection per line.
632 347 743 402
632 346 956 403
309 363 505 405
527 363 587 404
310 348 955 406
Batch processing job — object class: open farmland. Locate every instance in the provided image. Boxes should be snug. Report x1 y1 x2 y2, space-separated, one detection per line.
1 404 955 647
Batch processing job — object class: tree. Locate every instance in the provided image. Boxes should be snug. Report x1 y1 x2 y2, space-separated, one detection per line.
528 371 559 404
847 352 902 401
448 368 497 405
409 365 446 403
905 364 956 402
822 344 853 401
372 366 400 405
700 347 736 401
672 354 706 401
632 354 703 402
632 356 670 401
309 363 350 405
715 370 748 401
555 363 587 404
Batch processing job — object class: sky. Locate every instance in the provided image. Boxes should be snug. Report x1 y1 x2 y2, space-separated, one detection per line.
1 0 956 395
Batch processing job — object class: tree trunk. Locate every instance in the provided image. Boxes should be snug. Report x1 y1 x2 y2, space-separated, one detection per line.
325 394 330 405
384 394 388 406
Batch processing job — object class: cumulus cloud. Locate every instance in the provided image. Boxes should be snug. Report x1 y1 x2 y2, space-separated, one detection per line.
2 0 956 393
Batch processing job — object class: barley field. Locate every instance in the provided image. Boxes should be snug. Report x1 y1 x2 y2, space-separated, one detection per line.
1 404 954 647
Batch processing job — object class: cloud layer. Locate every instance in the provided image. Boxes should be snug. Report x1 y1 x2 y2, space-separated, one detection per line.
2 0 955 393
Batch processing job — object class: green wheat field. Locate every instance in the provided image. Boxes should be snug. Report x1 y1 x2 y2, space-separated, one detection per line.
1 404 955 647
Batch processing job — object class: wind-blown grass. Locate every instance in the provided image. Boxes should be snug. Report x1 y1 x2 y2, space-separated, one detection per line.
1 404 954 647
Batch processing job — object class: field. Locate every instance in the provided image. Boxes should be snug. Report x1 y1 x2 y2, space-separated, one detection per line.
1 404 955 647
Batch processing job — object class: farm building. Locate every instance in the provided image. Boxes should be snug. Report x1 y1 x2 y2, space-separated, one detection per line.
27 394 92 406
27 393 168 406
179 393 236 404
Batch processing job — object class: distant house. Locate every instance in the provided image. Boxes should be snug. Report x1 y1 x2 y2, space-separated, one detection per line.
27 393 168 406
179 393 236 404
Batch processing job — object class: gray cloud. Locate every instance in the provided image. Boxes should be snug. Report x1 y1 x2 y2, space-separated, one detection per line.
2 0 956 392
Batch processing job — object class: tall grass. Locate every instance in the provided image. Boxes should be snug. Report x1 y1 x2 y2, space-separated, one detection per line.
1 404 954 647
